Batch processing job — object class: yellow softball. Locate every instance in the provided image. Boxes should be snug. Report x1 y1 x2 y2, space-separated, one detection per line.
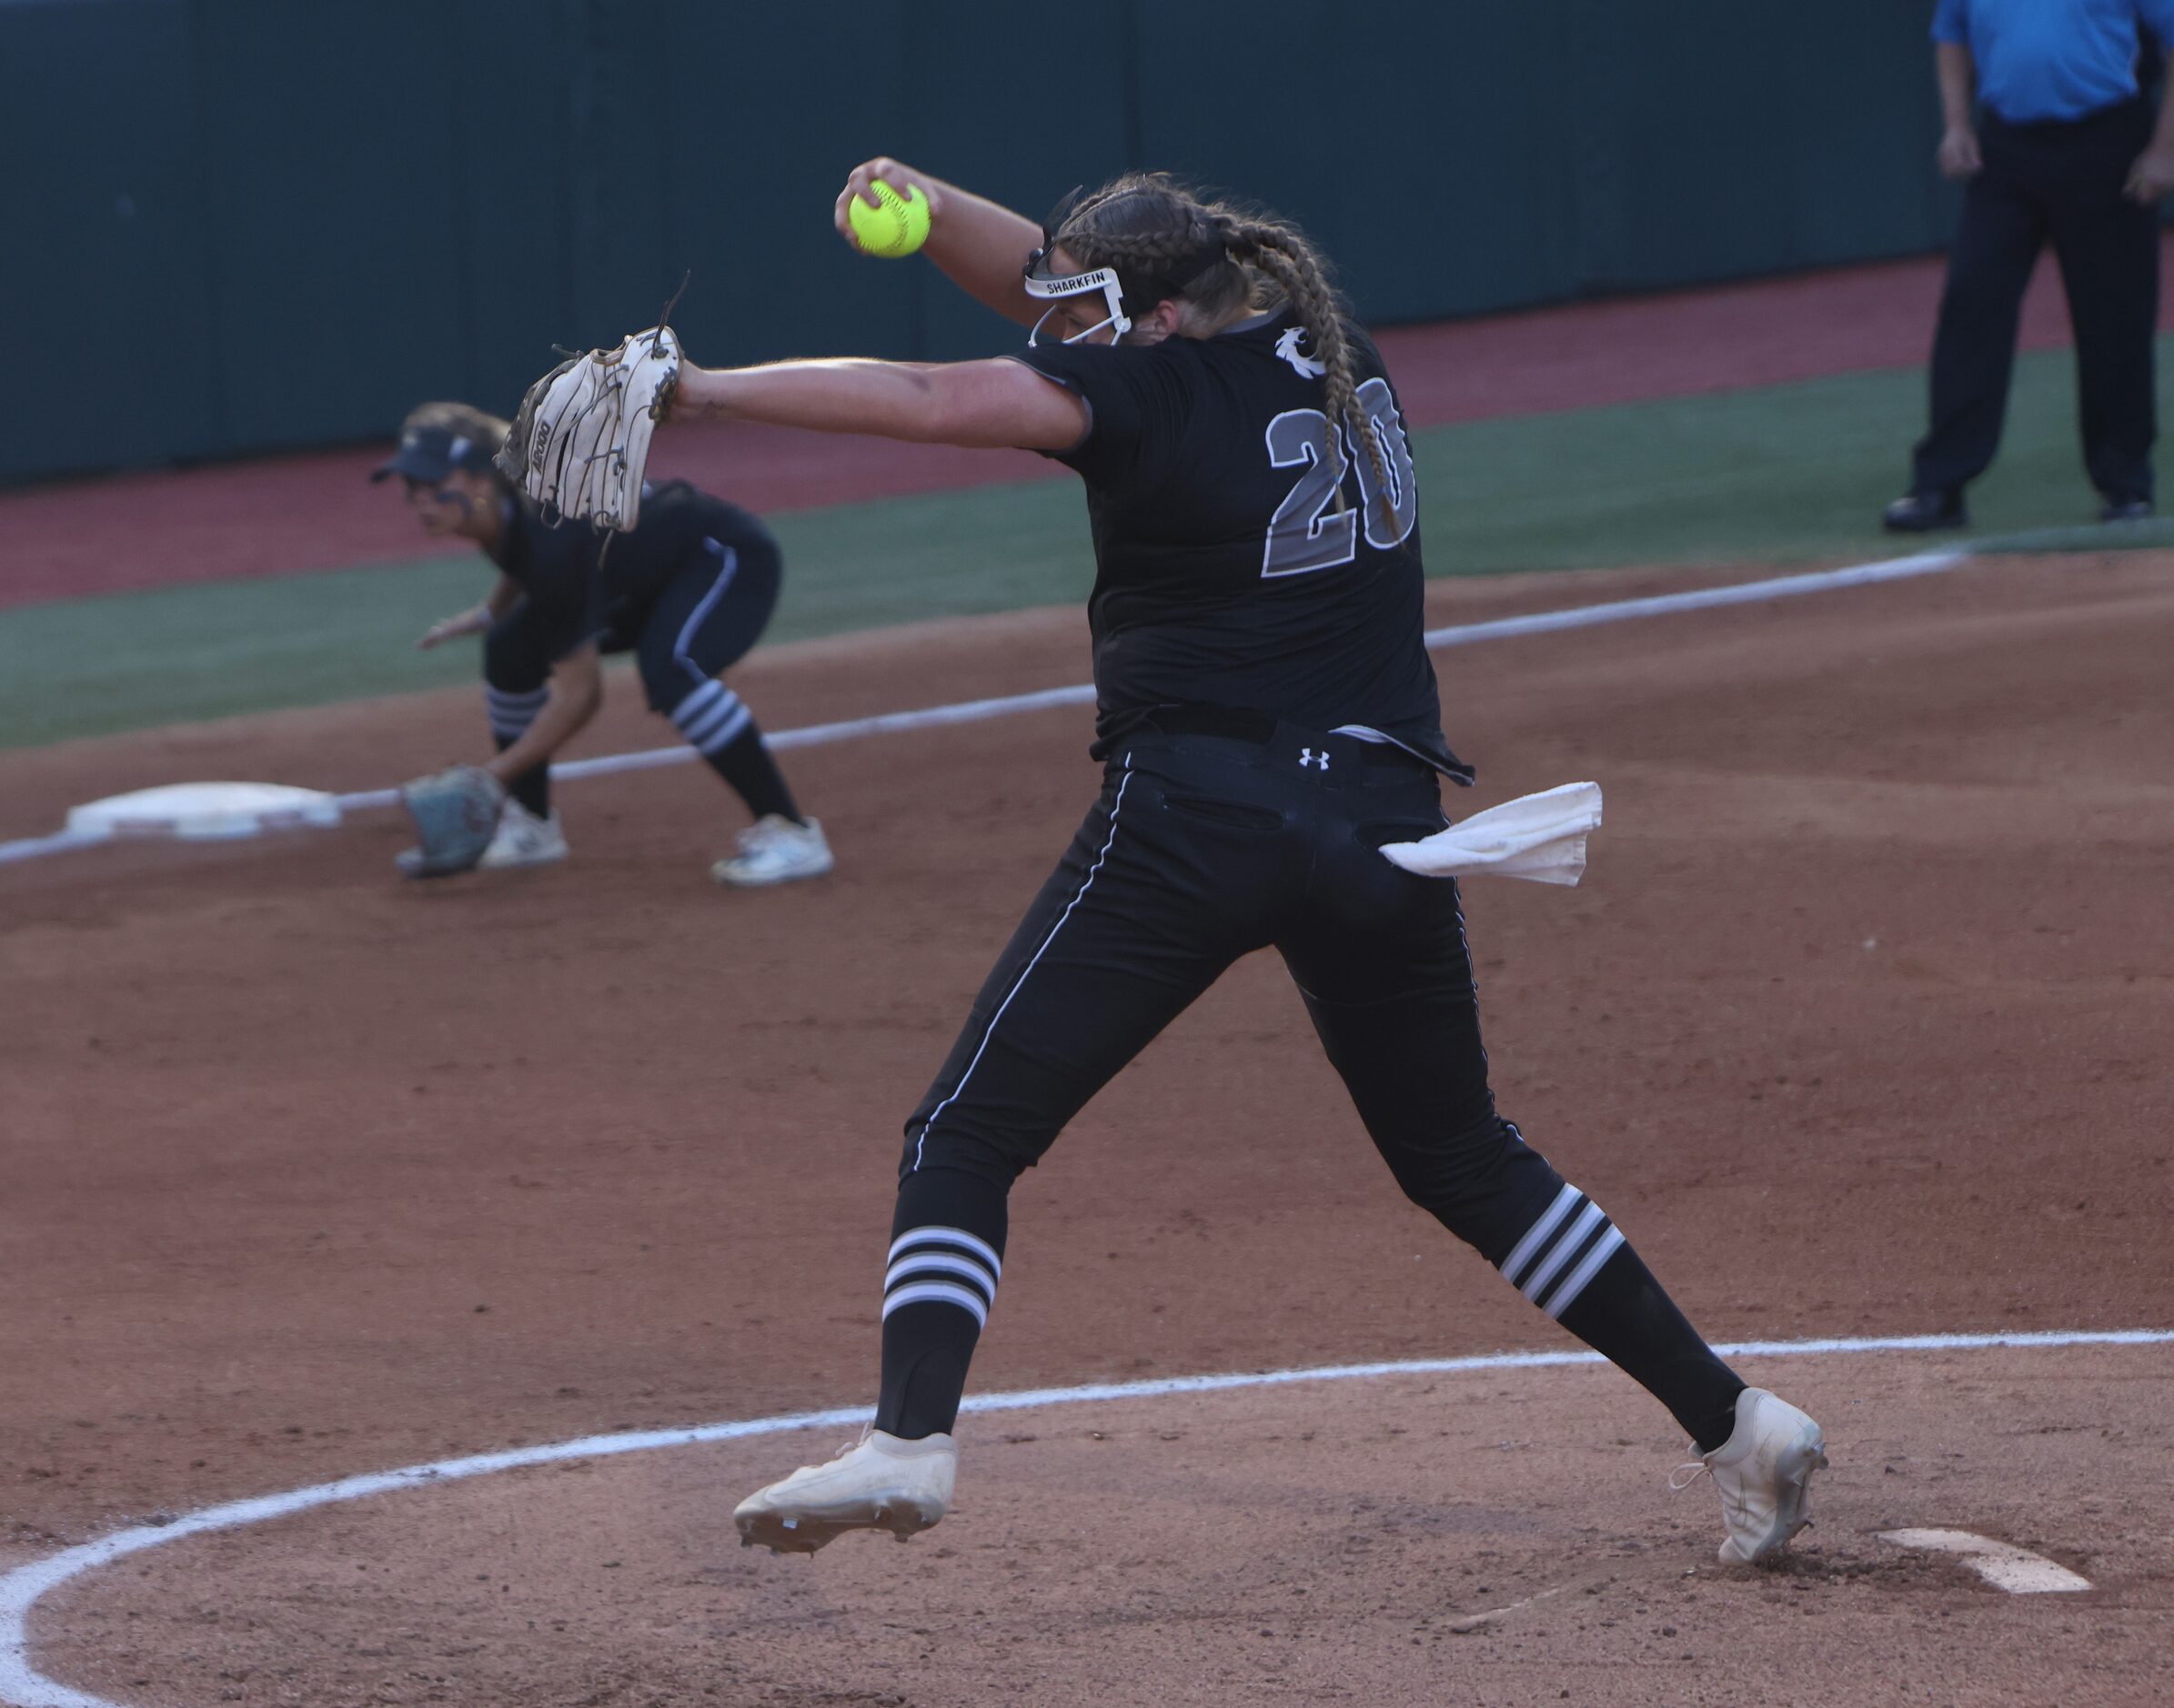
849 180 931 258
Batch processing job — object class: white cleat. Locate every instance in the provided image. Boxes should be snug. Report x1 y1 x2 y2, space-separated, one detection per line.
711 814 833 888
733 1429 956 1554
1676 1387 1828 1564
478 799 569 869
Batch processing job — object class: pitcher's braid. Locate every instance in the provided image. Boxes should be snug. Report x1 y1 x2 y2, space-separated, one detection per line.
1056 176 1394 527
1223 219 1393 526
1066 214 1214 278
1055 176 1252 319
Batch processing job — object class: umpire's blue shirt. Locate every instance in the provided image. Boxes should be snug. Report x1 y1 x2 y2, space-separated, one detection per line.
1934 0 2174 121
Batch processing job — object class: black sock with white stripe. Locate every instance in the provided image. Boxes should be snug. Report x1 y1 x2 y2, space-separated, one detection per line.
669 682 800 824
1499 1182 1745 1452
874 1170 1007 1440
705 720 800 824
498 749 549 819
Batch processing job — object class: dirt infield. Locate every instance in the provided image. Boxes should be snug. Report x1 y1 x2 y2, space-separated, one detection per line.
4 554 2171 1704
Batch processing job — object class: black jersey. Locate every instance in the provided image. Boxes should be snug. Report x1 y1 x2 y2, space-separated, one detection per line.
488 496 606 662
1009 306 1469 781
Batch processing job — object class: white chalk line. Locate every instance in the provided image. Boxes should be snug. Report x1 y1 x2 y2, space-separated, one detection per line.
0 548 1968 867
1446 1582 1578 1633
0 830 108 866
2 1322 2165 1708
1877 1529 2093 1593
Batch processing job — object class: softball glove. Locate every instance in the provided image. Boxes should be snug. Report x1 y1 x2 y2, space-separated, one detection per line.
499 325 680 532
396 764 507 879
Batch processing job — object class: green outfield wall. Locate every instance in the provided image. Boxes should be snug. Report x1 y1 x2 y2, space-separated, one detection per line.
4 0 1955 485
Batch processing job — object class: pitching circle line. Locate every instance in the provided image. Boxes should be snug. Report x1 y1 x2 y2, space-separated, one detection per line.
3 1324 2169 1708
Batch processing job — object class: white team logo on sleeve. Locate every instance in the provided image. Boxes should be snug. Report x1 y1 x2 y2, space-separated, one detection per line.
1275 327 1326 378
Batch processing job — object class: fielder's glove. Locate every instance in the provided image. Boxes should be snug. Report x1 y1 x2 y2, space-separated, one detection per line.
498 325 680 532
395 764 507 879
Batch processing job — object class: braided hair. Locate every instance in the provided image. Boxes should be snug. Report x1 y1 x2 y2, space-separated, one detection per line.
1051 174 1392 523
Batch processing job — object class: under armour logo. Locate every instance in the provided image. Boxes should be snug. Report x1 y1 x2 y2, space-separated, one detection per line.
1299 749 1331 771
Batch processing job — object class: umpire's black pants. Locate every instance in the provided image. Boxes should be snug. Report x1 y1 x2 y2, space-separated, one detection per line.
898 718 1563 1270
1914 95 2159 504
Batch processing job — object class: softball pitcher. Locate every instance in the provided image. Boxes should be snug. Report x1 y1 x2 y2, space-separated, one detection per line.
515 165 1827 1566
377 402 830 885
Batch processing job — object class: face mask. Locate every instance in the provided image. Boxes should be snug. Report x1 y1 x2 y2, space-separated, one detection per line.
1020 184 1227 347
1022 260 1132 347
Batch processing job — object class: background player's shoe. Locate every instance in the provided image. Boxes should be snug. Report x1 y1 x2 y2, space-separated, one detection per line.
1676 1388 1827 1564
712 815 832 887
1881 488 1967 533
733 1428 955 1553
478 800 568 869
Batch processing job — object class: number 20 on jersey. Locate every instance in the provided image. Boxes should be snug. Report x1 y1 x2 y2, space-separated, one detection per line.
1261 377 1419 579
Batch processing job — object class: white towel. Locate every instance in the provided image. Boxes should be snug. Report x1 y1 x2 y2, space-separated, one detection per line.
1378 781 1603 886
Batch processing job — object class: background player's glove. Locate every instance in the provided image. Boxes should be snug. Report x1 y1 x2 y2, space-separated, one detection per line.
395 764 507 879
498 326 680 533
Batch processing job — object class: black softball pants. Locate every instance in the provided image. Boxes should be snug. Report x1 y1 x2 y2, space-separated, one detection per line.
897 721 1560 1253
879 718 1746 1449
1913 95 2159 504
483 538 781 716
604 535 780 716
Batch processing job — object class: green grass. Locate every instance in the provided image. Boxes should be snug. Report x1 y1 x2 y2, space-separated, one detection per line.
1420 351 2144 572
5 339 2165 750
1966 517 2174 555
0 558 491 749
0 485 1105 750
771 479 1095 636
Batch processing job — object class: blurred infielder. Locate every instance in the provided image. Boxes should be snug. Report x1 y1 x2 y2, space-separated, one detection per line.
374 402 830 885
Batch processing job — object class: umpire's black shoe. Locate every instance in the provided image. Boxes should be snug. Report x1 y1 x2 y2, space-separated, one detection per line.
2099 495 2154 524
1881 489 1968 534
